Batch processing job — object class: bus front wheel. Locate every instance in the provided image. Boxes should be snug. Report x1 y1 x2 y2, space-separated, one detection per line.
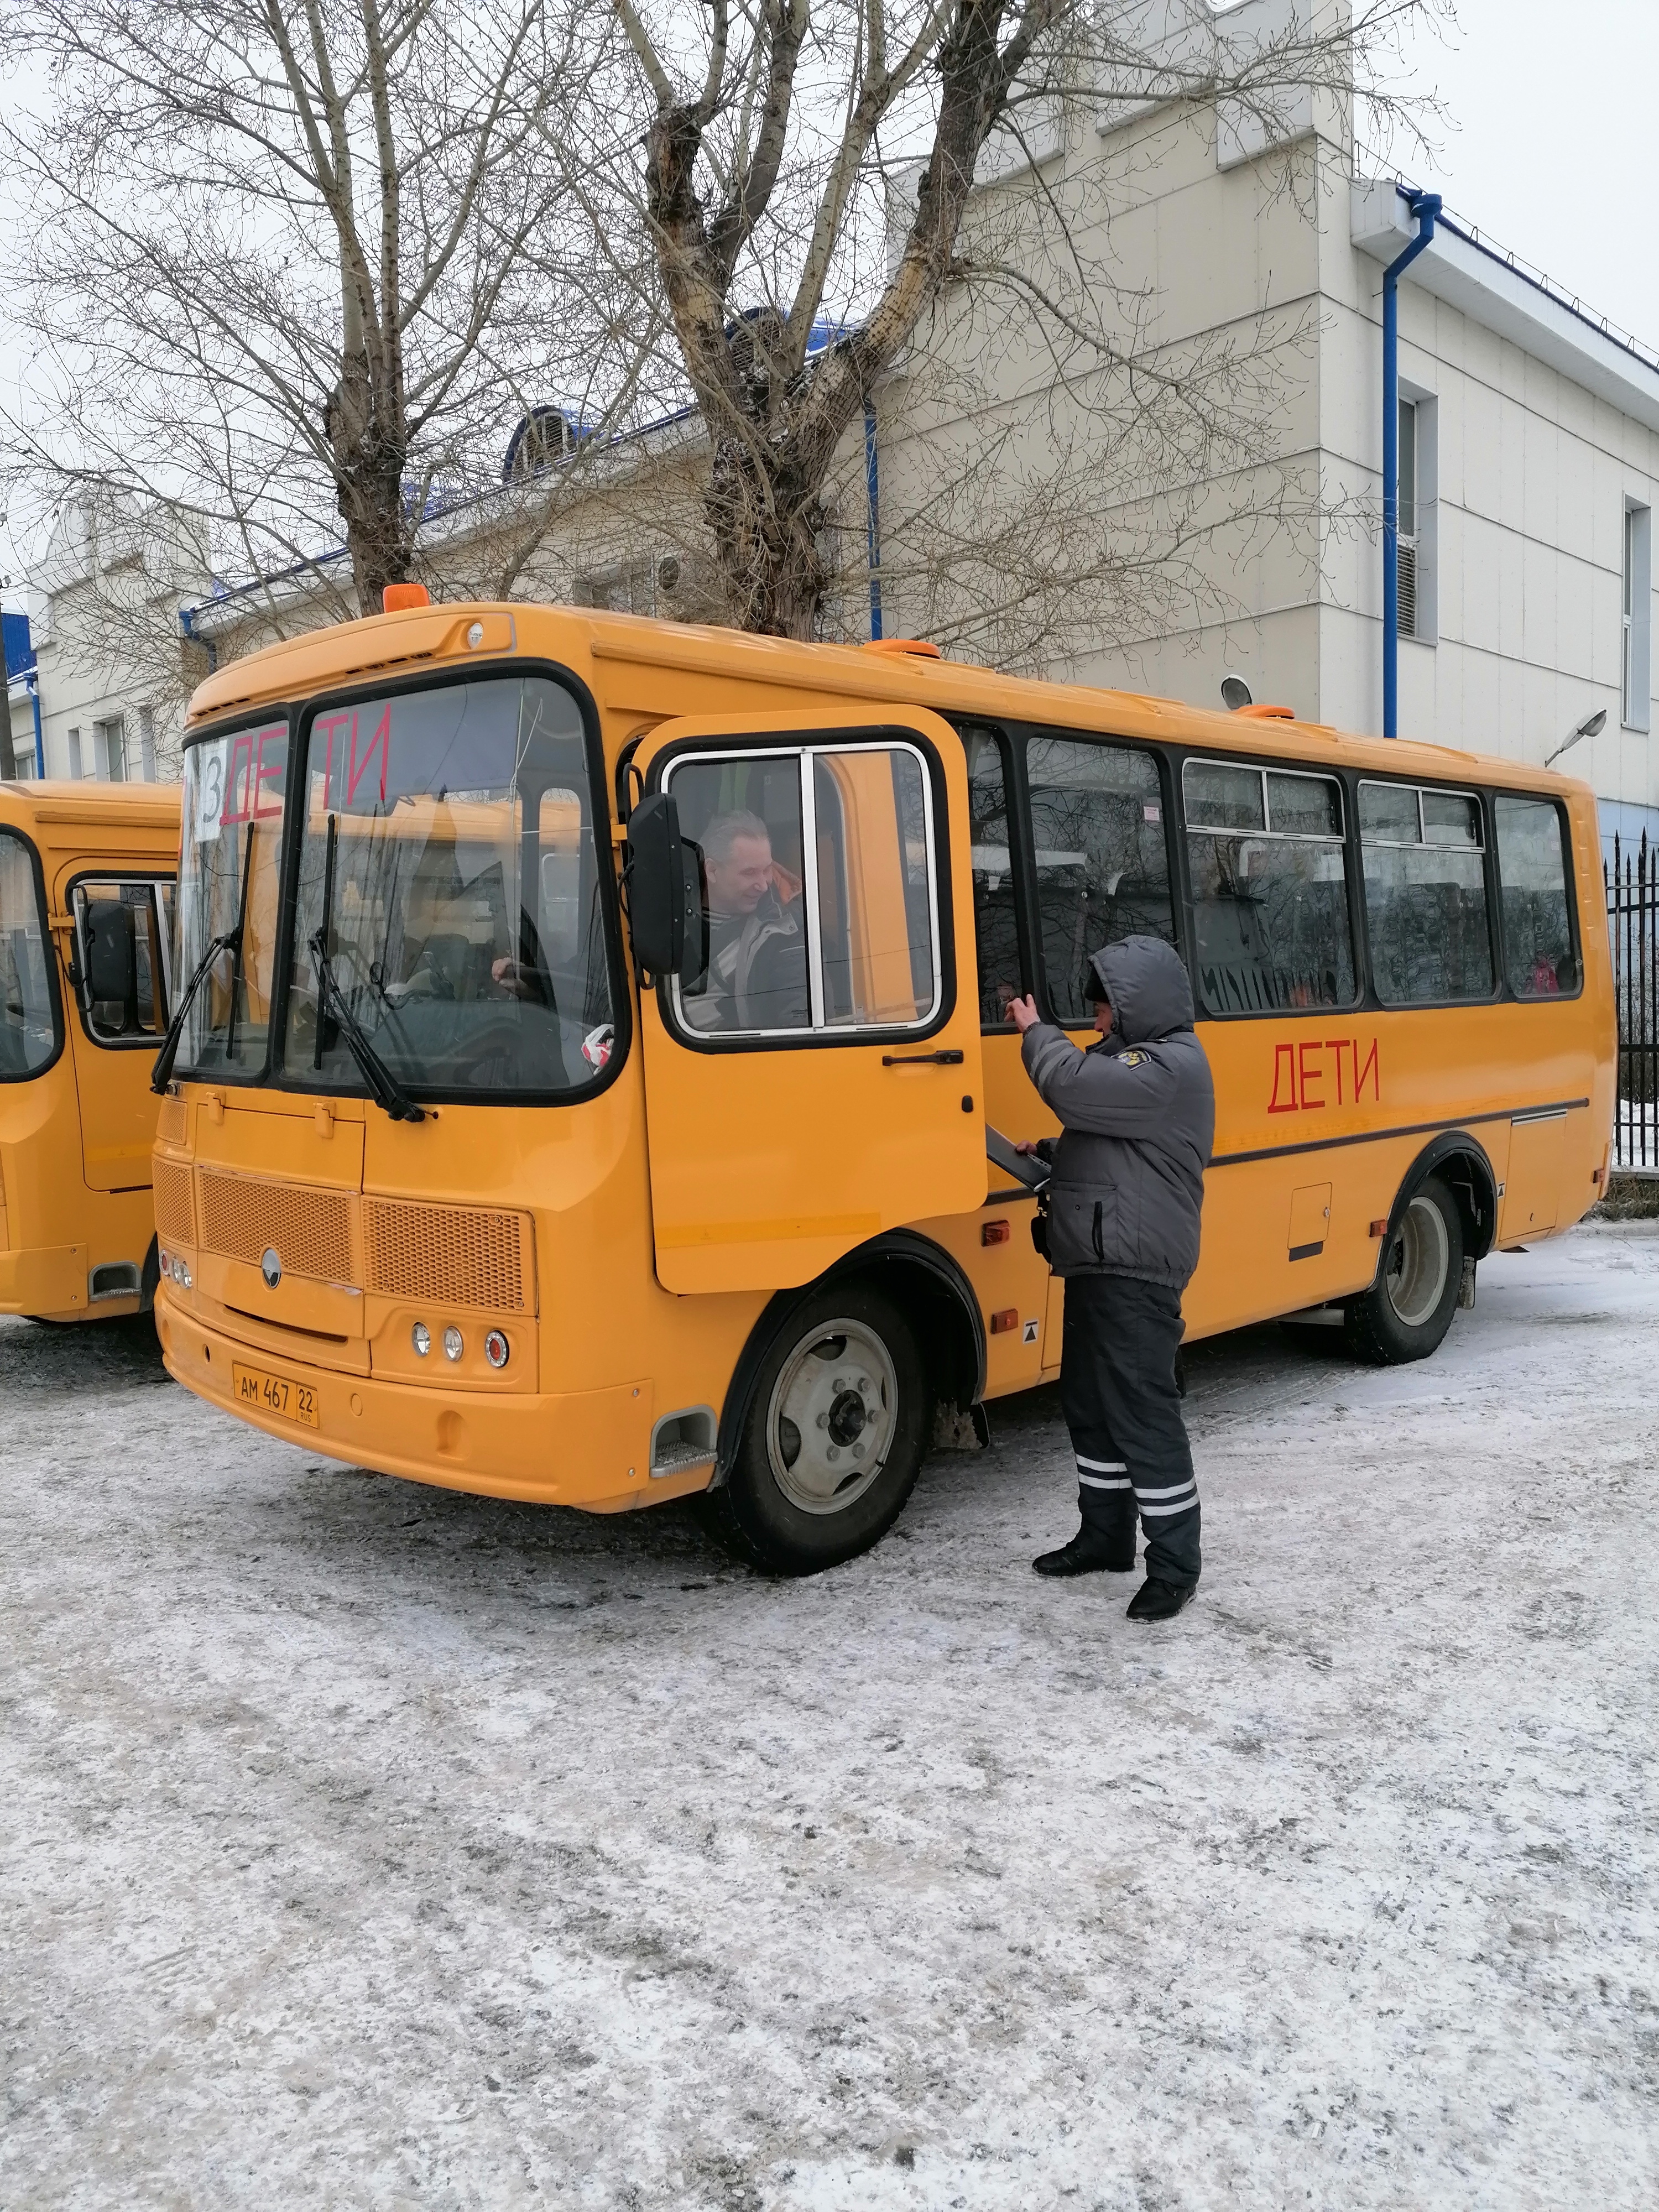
1343 1173 1464 1366
706 1287 933 1575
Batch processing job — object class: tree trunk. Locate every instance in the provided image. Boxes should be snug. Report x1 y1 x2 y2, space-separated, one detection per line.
326 345 412 615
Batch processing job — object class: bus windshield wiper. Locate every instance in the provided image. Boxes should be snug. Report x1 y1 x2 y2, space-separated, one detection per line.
310 813 425 1123
150 820 256 1094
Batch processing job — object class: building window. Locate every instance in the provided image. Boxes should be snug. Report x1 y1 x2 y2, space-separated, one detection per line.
67 726 83 779
1623 501 1652 733
139 705 156 779
95 715 127 781
1397 399 1418 638
1395 390 1437 645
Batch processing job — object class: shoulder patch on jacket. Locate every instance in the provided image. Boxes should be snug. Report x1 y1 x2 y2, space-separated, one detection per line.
1118 1048 1150 1067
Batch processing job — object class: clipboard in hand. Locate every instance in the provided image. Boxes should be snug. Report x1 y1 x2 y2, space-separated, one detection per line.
986 1125 1050 1192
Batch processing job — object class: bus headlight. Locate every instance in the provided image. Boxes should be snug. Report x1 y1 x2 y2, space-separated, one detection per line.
443 1326 464 1361
484 1330 509 1370
411 1322 431 1357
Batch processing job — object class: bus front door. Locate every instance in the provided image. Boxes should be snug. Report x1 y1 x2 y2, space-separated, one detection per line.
632 710 987 1296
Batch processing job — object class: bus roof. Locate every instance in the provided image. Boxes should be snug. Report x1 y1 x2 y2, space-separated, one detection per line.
0 781 181 840
184 601 1595 804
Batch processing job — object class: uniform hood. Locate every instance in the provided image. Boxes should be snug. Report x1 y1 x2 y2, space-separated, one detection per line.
1089 935 1194 1044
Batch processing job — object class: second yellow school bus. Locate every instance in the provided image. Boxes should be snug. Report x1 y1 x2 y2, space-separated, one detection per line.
2 780 180 1322
151 603 1614 1569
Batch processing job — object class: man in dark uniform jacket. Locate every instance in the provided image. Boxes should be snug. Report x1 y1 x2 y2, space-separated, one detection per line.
1010 935 1215 1621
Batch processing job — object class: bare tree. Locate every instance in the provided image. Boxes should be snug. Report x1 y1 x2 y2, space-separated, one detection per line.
1 0 660 624
610 0 1449 643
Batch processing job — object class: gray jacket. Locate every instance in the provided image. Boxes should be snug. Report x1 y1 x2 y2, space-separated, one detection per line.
1021 936 1215 1288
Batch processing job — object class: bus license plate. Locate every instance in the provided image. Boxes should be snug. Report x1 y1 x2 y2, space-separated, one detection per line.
232 1361 320 1429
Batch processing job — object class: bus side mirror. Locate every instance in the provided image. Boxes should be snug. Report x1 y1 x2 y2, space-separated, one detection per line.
84 899 137 1013
625 793 706 985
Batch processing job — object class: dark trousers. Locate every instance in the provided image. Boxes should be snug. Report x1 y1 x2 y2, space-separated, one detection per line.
1059 1272 1201 1589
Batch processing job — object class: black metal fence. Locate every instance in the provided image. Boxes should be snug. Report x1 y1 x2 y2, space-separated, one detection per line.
1606 832 1658 1172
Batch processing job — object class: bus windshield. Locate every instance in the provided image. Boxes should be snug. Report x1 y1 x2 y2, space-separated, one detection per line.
281 673 614 1098
0 829 56 1078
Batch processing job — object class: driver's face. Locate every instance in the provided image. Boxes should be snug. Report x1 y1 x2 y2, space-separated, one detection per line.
706 833 774 916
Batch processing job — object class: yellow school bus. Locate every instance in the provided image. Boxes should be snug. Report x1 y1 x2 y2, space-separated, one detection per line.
1 780 180 1321
150 603 1614 1569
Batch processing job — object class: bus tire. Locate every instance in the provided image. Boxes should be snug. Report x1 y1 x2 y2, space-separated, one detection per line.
1342 1172 1464 1366
705 1286 933 1575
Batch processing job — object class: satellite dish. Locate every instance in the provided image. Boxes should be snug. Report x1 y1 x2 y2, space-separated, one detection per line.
1220 674 1253 712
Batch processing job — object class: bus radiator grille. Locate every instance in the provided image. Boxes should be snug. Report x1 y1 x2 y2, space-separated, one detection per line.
362 1199 532 1313
152 1157 197 1251
198 1171 354 1285
156 1098 188 1148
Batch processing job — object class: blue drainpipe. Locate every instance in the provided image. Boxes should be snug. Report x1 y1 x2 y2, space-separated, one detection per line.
179 603 218 675
1382 190 1440 738
864 395 883 642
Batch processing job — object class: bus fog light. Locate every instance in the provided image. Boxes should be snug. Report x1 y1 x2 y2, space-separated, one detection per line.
443 1326 464 1361
411 1322 431 1357
484 1329 509 1370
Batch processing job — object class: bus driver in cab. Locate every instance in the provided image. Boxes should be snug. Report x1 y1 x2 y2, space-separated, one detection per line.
682 809 811 1034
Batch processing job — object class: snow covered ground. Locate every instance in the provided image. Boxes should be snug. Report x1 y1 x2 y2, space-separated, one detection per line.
3 1225 1657 2211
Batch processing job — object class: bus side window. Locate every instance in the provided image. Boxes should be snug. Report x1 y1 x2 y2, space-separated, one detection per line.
1494 795 1578 998
664 741 941 1041
0 830 56 1078
1183 762 1355 1015
1359 781 1494 1005
1026 734 1174 1025
962 724 1022 1027
72 877 174 1044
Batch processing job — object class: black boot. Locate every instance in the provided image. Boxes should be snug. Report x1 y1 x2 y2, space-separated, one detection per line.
1126 1577 1196 1621
1032 1527 1136 1578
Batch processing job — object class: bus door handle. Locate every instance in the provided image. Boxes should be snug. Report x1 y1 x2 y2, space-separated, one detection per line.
881 1048 965 1067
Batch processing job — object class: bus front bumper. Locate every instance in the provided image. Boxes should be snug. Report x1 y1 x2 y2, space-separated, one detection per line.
155 1300 701 1513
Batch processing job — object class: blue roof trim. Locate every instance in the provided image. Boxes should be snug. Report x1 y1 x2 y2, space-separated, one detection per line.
2 609 34 682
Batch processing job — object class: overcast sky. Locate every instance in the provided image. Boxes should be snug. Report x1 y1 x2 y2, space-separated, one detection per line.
1399 0 1657 349
3 3 1655 588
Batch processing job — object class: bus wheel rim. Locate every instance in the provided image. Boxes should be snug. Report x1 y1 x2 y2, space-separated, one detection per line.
1386 1194 1449 1329
765 1319 899 1516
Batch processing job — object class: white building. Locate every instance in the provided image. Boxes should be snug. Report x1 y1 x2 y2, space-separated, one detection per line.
865 21 1659 851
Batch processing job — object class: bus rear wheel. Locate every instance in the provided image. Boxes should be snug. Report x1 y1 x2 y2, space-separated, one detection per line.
1343 1172 1464 1366
705 1286 933 1575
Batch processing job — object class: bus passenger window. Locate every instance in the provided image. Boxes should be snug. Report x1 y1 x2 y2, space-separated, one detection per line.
1495 795 1578 997
665 741 941 1041
1027 735 1173 1024
1183 761 1355 1016
0 830 56 1079
963 726 1022 1026
1359 781 1494 1005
